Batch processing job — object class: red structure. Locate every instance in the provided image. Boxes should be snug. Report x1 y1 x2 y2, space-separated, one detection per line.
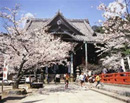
100 72 130 85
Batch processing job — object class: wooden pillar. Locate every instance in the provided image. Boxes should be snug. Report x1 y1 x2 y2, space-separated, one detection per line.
121 58 126 72
70 53 73 74
85 42 88 71
70 53 73 81
127 56 130 70
34 68 37 82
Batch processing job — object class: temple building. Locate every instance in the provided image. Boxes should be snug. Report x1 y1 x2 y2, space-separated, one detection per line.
0 12 129 83
24 12 100 76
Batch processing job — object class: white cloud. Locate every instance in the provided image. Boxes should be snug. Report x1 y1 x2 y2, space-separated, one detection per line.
21 12 35 28
25 13 35 19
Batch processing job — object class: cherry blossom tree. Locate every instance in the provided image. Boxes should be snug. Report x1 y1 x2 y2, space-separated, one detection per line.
96 0 130 68
0 5 74 89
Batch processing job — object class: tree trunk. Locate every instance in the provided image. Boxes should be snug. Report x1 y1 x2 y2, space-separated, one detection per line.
13 60 27 89
12 64 36 89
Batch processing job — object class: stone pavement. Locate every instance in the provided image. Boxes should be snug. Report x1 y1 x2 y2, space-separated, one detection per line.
16 83 126 103
84 82 130 103
86 82 130 97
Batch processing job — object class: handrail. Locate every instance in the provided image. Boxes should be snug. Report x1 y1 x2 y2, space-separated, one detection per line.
99 72 130 85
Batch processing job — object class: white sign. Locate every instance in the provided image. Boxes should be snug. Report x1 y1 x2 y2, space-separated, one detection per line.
3 66 8 80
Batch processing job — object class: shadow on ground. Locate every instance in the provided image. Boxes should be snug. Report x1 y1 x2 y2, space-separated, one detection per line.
37 84 85 95
22 99 44 103
1 96 26 103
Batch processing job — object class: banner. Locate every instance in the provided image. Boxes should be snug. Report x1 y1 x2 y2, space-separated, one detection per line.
3 66 8 80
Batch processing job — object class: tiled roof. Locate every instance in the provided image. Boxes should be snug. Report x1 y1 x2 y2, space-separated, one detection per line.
24 12 99 42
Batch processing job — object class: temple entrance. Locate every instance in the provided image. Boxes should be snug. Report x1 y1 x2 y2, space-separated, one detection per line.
47 63 69 74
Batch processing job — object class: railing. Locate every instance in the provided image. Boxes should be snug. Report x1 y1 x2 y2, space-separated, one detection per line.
100 72 130 85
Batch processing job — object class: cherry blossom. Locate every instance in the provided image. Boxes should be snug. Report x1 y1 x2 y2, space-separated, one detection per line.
0 5 74 88
96 0 130 68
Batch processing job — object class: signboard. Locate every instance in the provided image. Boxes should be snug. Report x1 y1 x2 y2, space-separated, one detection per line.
3 66 8 80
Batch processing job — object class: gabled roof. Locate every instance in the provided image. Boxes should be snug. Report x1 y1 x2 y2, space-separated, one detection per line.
45 12 85 36
24 12 96 42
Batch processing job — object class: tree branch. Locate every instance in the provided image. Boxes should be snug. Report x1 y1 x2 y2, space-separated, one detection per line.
10 44 20 56
22 44 29 53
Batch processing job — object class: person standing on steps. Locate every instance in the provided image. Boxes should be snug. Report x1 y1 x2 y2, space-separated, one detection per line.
65 73 70 89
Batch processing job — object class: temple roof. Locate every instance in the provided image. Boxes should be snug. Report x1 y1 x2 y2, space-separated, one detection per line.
24 12 97 43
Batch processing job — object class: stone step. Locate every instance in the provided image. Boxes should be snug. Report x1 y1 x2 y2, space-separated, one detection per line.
91 88 130 103
86 82 130 97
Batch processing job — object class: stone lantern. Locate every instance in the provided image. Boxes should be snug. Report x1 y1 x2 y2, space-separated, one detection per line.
76 67 80 82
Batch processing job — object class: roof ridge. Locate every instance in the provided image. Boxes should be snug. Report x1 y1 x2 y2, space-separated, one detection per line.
27 18 89 23
68 19 89 23
31 18 51 22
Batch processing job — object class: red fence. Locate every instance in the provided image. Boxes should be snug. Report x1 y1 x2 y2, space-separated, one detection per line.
99 72 130 85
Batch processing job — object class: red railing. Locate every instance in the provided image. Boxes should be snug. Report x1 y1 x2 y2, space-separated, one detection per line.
99 72 130 85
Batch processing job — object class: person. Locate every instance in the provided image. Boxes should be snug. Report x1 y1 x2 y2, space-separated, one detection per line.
102 68 107 74
118 66 124 72
46 74 49 84
83 73 87 82
79 72 84 87
45 66 48 74
118 66 124 76
54 63 59 73
95 74 103 87
65 73 70 89
88 70 92 77
25 76 31 88
63 74 66 83
55 74 60 83
25 76 30 84
88 76 93 83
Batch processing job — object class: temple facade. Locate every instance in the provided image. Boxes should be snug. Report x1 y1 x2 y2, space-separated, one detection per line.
25 12 99 75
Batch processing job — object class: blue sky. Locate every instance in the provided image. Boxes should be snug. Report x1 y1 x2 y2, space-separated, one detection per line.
0 0 115 32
